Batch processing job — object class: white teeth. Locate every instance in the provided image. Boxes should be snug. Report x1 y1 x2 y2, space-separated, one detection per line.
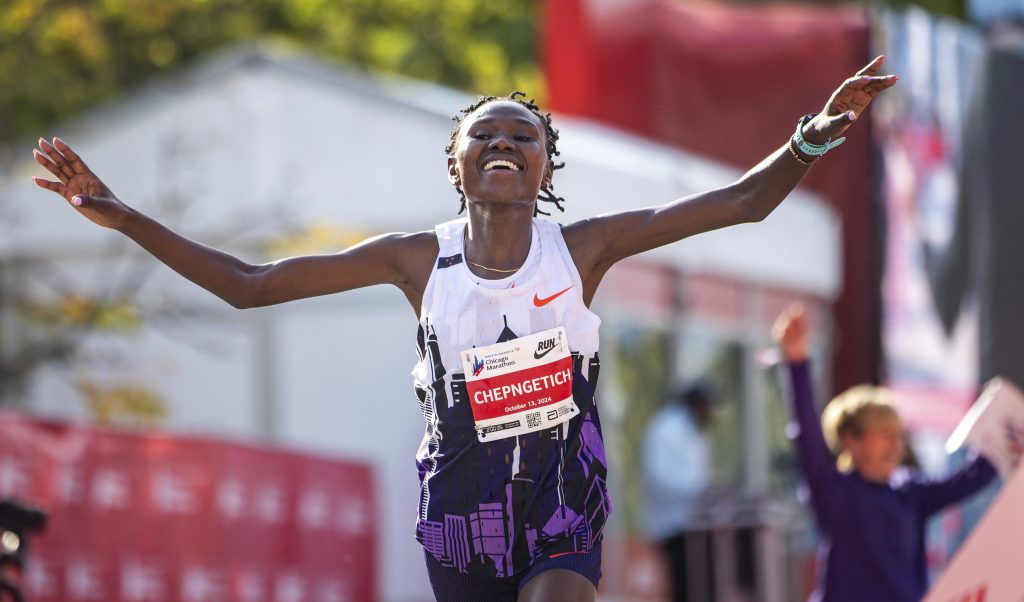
483 160 520 171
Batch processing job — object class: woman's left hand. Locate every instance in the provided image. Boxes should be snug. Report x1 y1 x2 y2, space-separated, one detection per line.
803 55 898 145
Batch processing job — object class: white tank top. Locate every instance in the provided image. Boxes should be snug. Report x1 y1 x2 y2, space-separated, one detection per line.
413 217 600 394
410 217 609 577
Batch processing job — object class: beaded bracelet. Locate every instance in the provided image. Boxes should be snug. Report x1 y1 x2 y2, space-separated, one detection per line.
788 137 816 166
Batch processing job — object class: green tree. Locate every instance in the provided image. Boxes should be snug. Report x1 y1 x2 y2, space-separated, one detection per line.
0 0 541 147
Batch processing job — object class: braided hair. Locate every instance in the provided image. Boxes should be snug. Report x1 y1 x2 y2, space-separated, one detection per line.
444 92 566 216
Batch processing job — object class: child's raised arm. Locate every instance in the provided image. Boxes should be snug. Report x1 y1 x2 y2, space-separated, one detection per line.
773 304 843 532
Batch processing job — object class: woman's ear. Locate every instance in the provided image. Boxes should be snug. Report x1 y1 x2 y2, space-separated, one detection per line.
448 157 460 186
543 160 554 188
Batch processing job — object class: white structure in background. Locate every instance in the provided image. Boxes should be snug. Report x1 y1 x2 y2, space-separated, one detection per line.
0 44 839 602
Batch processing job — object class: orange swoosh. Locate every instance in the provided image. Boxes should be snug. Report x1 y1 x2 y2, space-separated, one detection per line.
533 285 574 307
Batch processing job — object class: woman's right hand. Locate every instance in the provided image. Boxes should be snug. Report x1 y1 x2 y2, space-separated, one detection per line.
772 303 809 363
32 137 131 230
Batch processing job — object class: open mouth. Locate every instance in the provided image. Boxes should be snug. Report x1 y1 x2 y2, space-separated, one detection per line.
482 159 522 172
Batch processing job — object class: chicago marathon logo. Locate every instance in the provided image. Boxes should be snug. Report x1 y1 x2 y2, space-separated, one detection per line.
472 355 485 376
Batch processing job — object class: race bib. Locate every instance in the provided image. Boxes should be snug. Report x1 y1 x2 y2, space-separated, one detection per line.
461 327 579 442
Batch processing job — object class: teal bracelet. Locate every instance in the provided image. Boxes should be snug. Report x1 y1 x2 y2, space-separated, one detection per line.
793 113 845 157
787 138 815 166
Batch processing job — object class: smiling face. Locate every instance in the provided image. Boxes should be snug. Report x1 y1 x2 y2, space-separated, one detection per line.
448 100 554 211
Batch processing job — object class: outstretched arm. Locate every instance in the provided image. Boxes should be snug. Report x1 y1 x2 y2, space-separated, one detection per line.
31 138 434 310
565 57 896 300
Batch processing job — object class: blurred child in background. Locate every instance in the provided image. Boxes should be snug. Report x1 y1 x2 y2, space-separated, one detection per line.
772 304 997 602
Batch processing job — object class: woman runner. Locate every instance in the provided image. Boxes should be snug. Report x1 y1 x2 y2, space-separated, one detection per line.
30 58 895 602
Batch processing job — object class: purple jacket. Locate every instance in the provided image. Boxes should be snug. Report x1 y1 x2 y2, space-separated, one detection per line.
786 361 996 602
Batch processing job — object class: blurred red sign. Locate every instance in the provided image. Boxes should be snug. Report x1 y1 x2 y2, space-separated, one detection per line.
0 413 376 602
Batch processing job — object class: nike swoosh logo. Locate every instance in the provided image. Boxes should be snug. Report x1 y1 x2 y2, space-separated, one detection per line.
533 285 573 307
534 346 557 360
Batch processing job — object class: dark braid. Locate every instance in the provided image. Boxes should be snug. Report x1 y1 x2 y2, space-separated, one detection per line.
444 91 566 216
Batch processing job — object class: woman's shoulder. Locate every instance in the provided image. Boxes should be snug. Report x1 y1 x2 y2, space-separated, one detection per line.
378 230 440 284
369 229 438 259
558 217 599 246
392 229 439 245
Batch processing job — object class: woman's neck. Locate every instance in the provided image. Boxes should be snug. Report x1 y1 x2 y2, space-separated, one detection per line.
465 204 534 279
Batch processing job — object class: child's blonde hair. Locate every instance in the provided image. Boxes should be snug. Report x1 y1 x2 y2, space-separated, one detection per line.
821 385 901 472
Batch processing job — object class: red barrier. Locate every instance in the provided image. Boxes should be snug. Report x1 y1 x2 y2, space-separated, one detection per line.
0 413 376 602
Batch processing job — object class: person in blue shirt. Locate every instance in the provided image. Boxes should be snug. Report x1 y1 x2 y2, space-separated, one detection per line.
772 304 997 602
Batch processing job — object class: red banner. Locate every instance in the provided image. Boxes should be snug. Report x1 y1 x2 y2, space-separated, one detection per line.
0 413 376 602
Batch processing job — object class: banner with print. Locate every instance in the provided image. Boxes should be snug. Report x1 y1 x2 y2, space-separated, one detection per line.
0 412 376 602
